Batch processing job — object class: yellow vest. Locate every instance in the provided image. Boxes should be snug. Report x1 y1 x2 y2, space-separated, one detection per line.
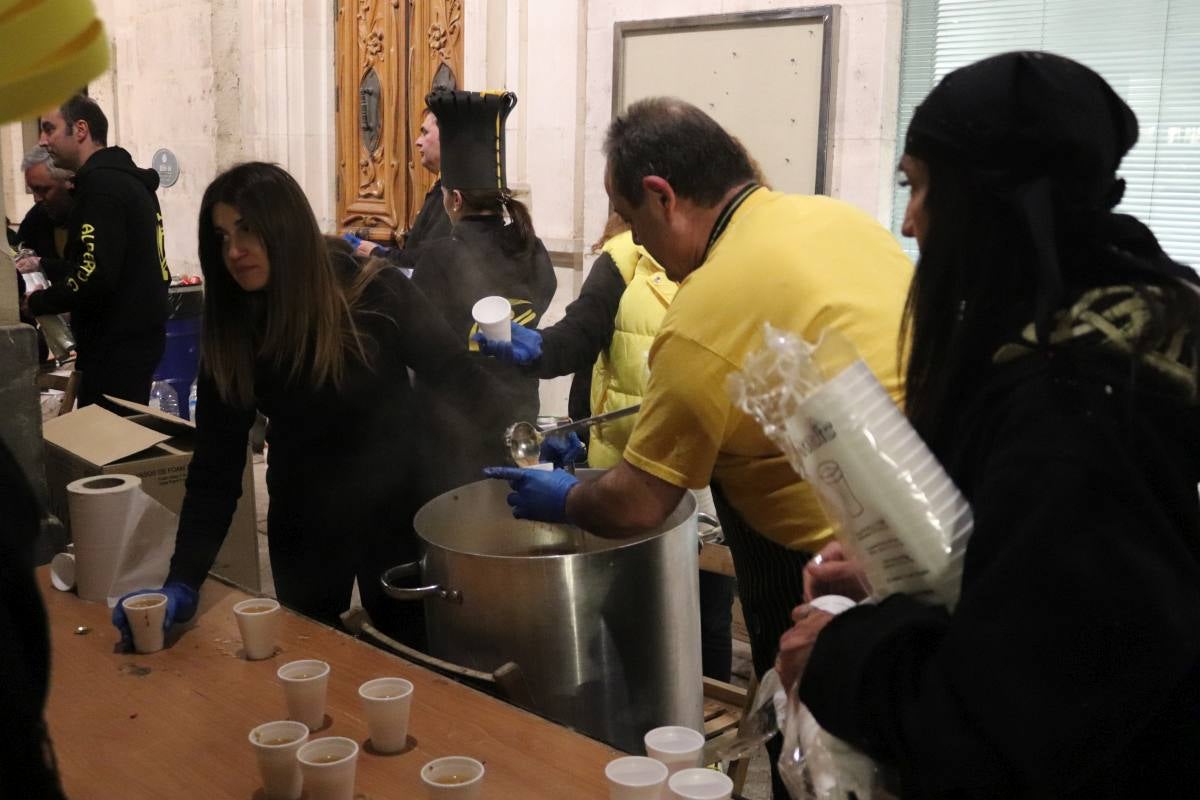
587 232 678 467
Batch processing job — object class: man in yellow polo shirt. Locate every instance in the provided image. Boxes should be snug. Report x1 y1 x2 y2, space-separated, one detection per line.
486 98 910 771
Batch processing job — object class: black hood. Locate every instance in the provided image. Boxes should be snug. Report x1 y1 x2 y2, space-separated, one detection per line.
76 146 160 192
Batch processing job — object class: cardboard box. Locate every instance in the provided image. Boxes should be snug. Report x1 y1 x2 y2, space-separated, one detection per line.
42 397 260 592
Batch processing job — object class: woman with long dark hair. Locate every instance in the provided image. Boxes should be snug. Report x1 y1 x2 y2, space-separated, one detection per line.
113 162 481 645
783 52 1200 798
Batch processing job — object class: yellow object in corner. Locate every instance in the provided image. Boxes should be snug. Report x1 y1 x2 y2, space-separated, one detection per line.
0 0 109 123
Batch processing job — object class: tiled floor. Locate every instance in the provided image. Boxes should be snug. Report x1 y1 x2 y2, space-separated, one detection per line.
250 452 773 798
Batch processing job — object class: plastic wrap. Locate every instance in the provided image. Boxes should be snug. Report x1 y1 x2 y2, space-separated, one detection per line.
728 324 975 799
729 324 972 606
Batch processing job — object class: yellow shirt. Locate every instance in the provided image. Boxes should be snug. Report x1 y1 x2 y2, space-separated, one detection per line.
623 189 912 551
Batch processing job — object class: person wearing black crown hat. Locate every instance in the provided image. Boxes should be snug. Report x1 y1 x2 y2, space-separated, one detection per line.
411 88 556 500
781 52 1200 798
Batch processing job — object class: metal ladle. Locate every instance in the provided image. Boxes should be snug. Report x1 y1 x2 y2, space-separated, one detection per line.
505 404 642 469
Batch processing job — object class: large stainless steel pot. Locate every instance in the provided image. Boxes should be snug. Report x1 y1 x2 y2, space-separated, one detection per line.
381 470 705 753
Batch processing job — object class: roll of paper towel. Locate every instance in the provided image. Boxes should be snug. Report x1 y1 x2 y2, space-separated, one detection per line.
66 474 177 604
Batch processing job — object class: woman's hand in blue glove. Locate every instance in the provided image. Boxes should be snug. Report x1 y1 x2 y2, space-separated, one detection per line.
473 322 543 365
540 432 586 470
111 581 199 650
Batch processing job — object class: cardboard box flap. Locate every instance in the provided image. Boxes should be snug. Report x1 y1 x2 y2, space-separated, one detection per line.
43 405 172 466
104 395 196 431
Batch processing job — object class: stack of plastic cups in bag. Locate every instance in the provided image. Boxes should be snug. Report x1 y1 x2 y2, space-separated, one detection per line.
795 358 972 607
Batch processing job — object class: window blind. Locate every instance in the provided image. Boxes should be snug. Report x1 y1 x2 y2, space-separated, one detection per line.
891 0 1200 271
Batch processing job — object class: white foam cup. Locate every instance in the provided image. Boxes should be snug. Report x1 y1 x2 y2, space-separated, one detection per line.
121 592 167 654
605 755 669 800
233 597 282 660
471 295 512 343
296 736 359 800
248 720 309 800
421 756 485 798
644 726 705 774
50 552 76 591
358 677 414 753
667 767 734 800
277 659 330 731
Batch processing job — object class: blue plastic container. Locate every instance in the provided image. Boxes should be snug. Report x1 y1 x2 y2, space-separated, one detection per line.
153 286 203 420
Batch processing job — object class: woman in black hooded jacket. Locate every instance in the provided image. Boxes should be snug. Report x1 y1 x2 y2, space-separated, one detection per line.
783 52 1200 799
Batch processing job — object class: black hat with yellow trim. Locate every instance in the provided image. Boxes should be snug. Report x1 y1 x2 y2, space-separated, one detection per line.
427 89 517 191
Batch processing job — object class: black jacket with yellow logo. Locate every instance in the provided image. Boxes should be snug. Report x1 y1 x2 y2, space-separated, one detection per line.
411 215 556 497
29 146 169 372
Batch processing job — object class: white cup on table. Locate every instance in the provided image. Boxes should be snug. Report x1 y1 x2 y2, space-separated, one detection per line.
471 295 512 343
644 725 705 775
358 676 413 753
248 719 309 800
277 659 330 731
296 736 359 800
233 597 282 660
667 767 733 800
50 551 76 591
121 592 168 654
421 755 485 799
606 755 669 799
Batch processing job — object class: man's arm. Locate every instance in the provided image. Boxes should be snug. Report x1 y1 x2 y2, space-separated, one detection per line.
565 458 686 538
27 192 127 316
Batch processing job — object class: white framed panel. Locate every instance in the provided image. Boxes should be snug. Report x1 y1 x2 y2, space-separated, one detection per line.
614 7 838 194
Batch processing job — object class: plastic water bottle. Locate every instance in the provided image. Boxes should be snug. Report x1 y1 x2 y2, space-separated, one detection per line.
149 381 180 417
188 381 198 421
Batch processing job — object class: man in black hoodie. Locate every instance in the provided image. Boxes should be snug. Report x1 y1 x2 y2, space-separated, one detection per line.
26 94 169 408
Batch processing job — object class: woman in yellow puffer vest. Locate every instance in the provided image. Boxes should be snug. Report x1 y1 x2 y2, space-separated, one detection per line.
584 230 674 467
475 220 737 682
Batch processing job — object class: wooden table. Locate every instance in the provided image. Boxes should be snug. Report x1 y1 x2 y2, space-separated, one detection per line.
40 568 619 798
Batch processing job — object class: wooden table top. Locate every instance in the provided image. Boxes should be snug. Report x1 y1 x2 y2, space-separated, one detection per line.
40 568 619 798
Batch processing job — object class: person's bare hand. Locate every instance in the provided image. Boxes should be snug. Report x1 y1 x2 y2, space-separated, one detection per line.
803 540 870 602
15 254 41 274
353 240 377 258
776 604 835 691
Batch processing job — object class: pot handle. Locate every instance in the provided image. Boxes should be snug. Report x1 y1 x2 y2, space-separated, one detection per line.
380 562 462 604
697 511 724 545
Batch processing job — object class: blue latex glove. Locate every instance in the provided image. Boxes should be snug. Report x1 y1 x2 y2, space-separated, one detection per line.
341 232 379 257
483 466 579 523
540 432 586 469
473 322 543 365
111 581 200 650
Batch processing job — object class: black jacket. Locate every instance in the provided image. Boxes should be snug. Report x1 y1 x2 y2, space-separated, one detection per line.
16 203 67 262
14 204 64 361
525 251 625 423
377 180 452 271
167 259 491 590
0 438 66 798
412 215 556 493
28 147 169 371
801 348 1200 799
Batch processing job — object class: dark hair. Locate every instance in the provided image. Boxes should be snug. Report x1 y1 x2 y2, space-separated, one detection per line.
901 149 1200 452
901 53 1200 451
603 97 755 207
456 188 536 255
197 162 370 407
59 94 107 146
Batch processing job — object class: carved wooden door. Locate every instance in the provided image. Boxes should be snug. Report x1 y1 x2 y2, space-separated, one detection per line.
336 0 463 244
